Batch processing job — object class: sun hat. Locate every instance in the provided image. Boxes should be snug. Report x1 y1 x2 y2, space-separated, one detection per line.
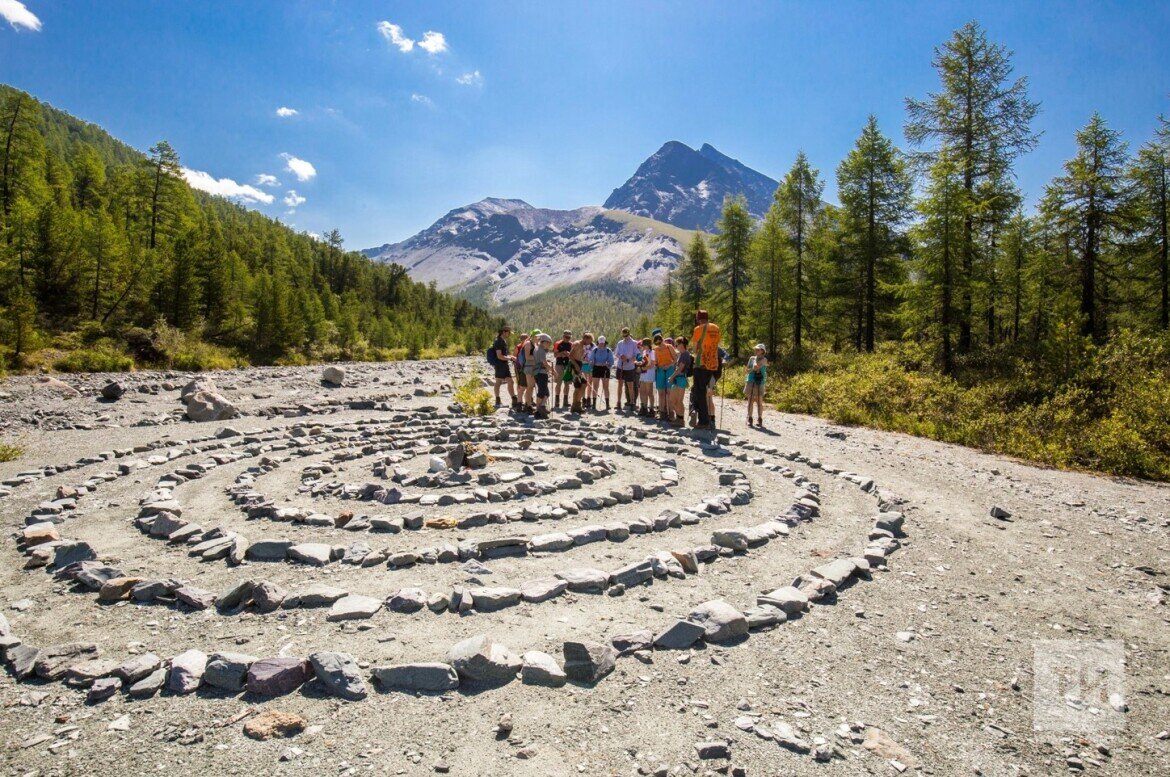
597 335 607 345
651 328 662 337
539 333 553 343
530 329 541 338
755 343 766 351
664 337 674 345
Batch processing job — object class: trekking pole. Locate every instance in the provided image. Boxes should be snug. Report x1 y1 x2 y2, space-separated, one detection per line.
718 369 725 430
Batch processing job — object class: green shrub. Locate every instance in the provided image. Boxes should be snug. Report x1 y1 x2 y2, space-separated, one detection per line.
0 443 21 462
453 371 494 416
53 347 134 373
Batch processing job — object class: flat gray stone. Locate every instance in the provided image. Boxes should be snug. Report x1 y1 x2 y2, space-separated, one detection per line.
468 587 521 612
654 619 705 649
288 543 332 566
326 595 382 621
309 651 368 701
373 662 459 692
520 651 566 687
757 586 809 615
167 649 207 693
127 666 167 698
563 640 616 684
555 567 609 594
203 652 257 692
247 657 310 696
687 600 748 642
520 577 567 603
447 635 520 684
810 558 857 587
246 540 293 561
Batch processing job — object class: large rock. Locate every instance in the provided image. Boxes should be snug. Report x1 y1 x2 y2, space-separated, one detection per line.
373 662 459 692
35 643 99 680
563 641 616 684
100 381 125 401
687 600 748 642
246 540 293 561
185 391 240 422
246 657 310 696
288 543 332 566
447 635 521 684
322 366 346 386
810 558 857 587
203 652 257 692
168 649 207 693
520 651 567 687
467 587 521 612
309 652 368 701
180 377 217 403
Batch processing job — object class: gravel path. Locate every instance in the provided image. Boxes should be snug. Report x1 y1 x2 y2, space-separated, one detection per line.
0 359 1166 776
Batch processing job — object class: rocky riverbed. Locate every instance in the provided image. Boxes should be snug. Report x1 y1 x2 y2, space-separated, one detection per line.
0 358 1166 776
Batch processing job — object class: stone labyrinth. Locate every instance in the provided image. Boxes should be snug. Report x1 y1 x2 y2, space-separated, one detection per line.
0 367 909 725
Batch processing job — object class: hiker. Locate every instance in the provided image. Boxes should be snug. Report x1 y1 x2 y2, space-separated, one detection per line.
745 343 768 427
554 330 573 408
669 335 692 427
615 327 640 413
531 333 554 419
703 345 730 425
580 337 594 408
521 329 543 413
589 335 615 412
690 309 721 430
568 332 594 414
652 332 676 422
637 337 656 416
513 333 531 413
489 326 518 409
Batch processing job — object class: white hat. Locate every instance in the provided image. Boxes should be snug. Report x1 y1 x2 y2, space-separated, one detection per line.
597 336 607 345
754 343 766 351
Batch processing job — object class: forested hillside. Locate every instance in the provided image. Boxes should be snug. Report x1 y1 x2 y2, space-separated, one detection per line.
0 85 502 372
665 22 1170 479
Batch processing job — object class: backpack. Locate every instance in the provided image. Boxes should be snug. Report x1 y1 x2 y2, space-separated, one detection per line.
486 346 500 366
516 345 527 368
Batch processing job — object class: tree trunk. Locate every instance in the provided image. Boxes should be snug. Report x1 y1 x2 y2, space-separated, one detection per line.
864 175 876 352
1 94 24 242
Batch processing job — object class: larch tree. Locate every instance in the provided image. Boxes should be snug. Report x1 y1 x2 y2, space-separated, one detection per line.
1130 115 1170 330
905 20 1040 353
836 115 913 351
677 231 712 321
774 151 823 352
1052 113 1132 343
712 195 754 356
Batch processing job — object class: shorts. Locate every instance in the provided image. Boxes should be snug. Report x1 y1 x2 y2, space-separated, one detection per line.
582 364 593 376
516 371 528 388
655 367 673 392
555 360 570 380
592 366 611 380
672 375 688 389
535 373 550 399
493 363 512 380
639 371 655 384
618 368 637 383
745 381 764 397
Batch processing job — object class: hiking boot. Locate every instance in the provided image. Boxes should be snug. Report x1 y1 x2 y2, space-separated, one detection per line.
535 408 549 419
570 403 582 414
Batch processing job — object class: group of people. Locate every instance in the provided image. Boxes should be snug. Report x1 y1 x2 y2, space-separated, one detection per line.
487 310 769 428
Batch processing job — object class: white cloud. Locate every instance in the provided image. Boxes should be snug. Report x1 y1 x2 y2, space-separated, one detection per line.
283 190 306 208
411 94 434 107
0 0 41 31
417 31 447 55
456 70 483 87
255 173 280 187
377 21 414 53
280 153 316 182
182 168 274 205
275 106 298 117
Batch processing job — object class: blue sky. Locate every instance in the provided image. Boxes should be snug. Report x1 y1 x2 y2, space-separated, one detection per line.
2 1 1168 248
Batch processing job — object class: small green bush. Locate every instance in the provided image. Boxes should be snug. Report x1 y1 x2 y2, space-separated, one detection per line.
453 371 494 416
53 348 134 373
0 443 21 462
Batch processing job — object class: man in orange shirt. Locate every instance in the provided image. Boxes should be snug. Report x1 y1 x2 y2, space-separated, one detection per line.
690 309 721 429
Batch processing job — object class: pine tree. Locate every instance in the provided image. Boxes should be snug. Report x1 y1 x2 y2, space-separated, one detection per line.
836 116 913 351
712 195 754 356
774 151 823 352
677 232 712 319
907 153 963 373
750 203 787 357
905 21 1040 353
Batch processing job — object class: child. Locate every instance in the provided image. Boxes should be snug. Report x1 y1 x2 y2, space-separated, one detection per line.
745 343 768 427
637 338 656 415
669 336 692 427
589 335 615 411
652 333 676 423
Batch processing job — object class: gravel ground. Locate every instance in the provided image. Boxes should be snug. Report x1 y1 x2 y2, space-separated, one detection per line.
0 358 1167 777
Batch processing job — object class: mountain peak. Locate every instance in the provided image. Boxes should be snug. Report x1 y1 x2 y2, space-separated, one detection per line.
603 141 778 231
